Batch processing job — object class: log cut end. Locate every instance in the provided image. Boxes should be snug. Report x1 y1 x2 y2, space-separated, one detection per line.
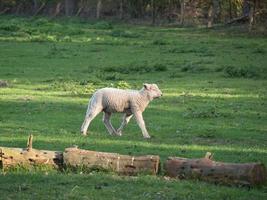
250 163 266 185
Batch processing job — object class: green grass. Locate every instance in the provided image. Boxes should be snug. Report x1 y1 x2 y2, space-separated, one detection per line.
0 16 267 199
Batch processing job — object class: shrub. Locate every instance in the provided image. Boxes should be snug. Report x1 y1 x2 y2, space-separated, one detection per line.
110 29 140 38
115 81 131 89
0 23 20 32
253 48 266 54
50 80 95 95
183 106 220 118
153 64 168 72
104 73 122 81
152 39 169 45
169 72 183 78
181 63 207 73
92 21 113 30
103 63 167 74
34 18 50 26
223 66 259 78
103 65 151 74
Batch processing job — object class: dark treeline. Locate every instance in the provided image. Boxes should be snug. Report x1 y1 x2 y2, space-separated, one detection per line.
0 0 266 29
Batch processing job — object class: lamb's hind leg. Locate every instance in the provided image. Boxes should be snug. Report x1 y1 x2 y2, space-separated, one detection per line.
116 113 133 136
103 112 117 135
81 106 102 136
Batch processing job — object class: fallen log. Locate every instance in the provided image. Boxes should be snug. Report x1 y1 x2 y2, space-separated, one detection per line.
63 147 160 175
164 152 266 186
0 135 63 169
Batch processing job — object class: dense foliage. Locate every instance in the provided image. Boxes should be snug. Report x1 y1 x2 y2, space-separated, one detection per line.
0 0 266 30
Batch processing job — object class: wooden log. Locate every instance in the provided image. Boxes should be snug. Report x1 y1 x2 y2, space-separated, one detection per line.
164 152 266 186
0 135 63 169
0 147 63 169
63 147 160 175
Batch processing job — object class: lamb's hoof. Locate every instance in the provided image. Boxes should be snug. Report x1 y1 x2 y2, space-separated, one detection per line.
109 131 117 136
115 130 122 136
81 132 87 136
144 135 151 139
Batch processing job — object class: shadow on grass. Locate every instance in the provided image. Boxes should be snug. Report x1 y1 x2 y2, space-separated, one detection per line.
0 93 266 165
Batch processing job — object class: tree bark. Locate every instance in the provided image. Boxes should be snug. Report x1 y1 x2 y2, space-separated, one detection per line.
207 1 214 28
0 135 62 169
243 0 250 17
96 0 102 19
53 2 62 17
180 0 185 25
249 0 257 31
15 2 23 15
34 2 46 16
164 153 266 186
152 0 156 25
229 0 232 20
0 147 63 169
65 0 76 16
212 0 219 23
32 0 38 14
63 147 160 175
119 0 123 20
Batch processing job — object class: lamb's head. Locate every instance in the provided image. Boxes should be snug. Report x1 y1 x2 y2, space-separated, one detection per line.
143 83 162 100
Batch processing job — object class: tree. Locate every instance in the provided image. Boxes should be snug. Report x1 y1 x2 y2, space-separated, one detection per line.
65 0 76 16
180 0 185 25
96 0 102 19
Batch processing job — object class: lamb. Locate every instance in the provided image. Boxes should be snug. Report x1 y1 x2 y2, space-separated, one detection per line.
81 83 162 139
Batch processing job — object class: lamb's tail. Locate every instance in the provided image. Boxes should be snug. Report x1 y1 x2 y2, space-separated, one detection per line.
86 94 94 114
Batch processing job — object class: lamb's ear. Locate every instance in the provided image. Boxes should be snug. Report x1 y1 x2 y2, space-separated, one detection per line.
143 83 150 90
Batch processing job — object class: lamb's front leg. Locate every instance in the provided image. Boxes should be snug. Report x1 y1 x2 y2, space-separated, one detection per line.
133 111 151 139
103 112 117 135
117 113 133 136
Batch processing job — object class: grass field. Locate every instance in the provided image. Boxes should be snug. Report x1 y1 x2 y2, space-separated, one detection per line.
0 16 267 199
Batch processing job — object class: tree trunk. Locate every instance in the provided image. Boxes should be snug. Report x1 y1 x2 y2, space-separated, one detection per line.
63 147 160 175
152 0 156 25
119 0 123 19
212 0 219 23
75 0 84 17
65 0 75 16
164 153 266 186
229 0 232 20
15 2 23 15
96 0 102 19
207 1 214 28
34 2 46 16
32 0 38 14
243 0 250 17
167 0 172 22
53 2 62 17
180 0 185 25
249 0 257 31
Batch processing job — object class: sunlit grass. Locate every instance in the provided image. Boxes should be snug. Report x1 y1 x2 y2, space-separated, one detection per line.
0 15 267 199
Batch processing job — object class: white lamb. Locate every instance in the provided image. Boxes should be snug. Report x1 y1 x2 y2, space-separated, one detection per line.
81 83 162 138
